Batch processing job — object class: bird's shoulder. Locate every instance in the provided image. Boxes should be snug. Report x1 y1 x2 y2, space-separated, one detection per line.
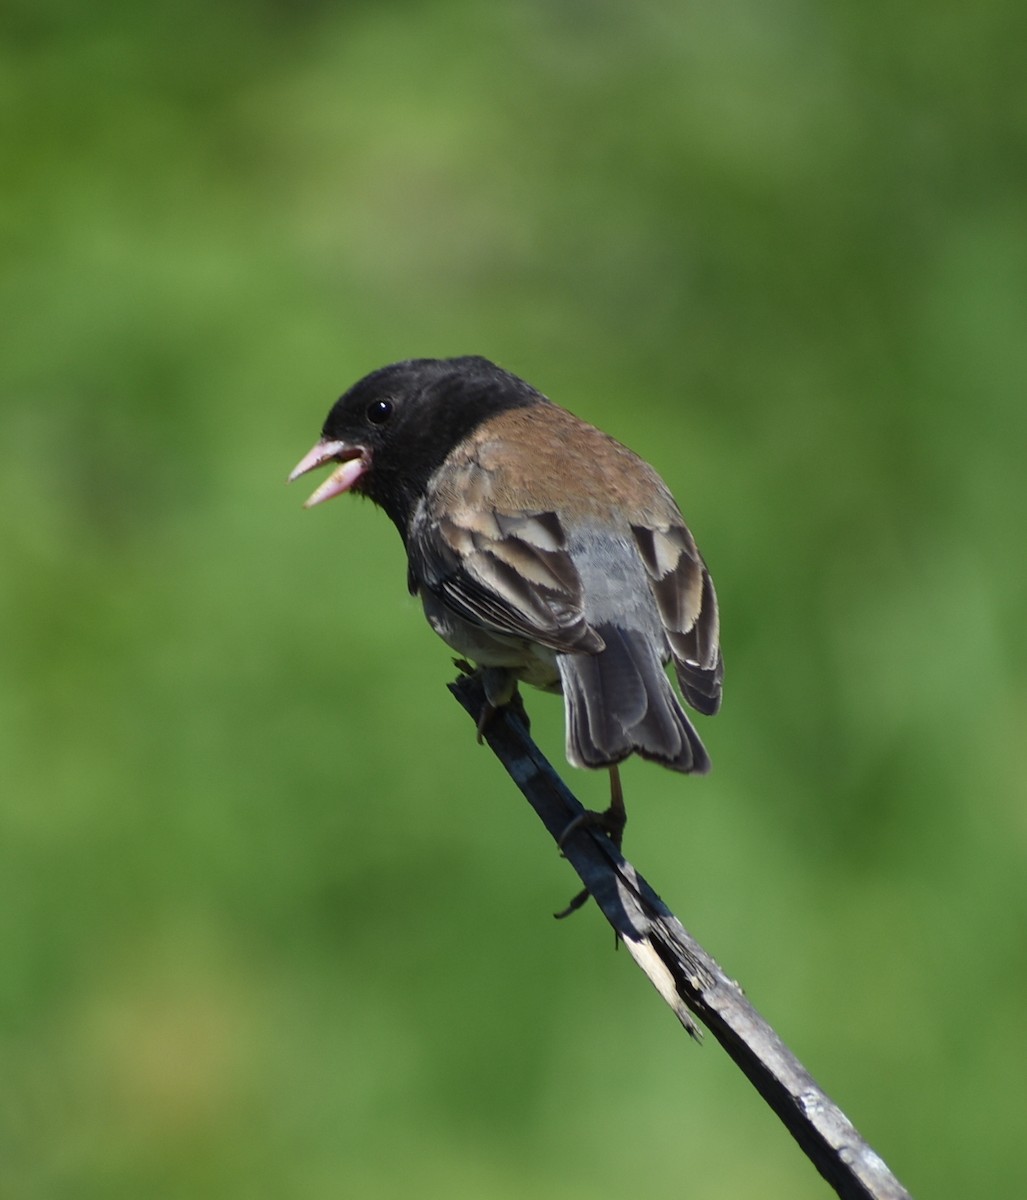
405 408 612 652
434 404 679 525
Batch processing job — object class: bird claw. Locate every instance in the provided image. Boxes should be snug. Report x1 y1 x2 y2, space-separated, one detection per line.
551 805 625 916
553 886 591 919
556 802 627 852
475 701 497 743
452 662 532 739
553 764 626 919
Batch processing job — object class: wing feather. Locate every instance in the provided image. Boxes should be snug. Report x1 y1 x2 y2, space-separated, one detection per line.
631 520 723 715
409 464 603 655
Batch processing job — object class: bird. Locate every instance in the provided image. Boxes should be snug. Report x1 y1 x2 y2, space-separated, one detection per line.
288 356 722 859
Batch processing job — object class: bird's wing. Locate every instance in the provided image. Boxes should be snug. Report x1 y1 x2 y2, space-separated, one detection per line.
630 520 723 715
407 461 604 656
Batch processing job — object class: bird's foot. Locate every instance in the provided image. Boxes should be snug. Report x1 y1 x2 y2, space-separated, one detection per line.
452 661 531 740
554 765 626 920
553 886 591 920
556 801 628 852
558 762 626 849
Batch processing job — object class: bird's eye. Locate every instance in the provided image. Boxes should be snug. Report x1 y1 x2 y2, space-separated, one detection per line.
366 399 393 425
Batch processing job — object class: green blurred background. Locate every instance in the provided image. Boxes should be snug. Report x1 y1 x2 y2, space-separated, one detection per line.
3 1 1025 1196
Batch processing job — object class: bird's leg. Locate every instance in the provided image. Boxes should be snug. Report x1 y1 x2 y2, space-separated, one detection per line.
554 765 627 920
605 763 627 848
557 764 627 850
452 661 531 739
476 688 532 742
451 659 494 739
553 886 591 919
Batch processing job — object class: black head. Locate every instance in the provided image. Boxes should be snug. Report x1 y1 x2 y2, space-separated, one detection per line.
289 356 547 529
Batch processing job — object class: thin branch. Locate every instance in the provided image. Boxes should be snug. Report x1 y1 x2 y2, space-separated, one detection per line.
449 672 912 1200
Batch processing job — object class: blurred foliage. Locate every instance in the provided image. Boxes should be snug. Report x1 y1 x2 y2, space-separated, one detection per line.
2 1 1025 1197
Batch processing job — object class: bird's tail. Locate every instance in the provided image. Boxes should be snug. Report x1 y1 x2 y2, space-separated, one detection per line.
557 624 710 774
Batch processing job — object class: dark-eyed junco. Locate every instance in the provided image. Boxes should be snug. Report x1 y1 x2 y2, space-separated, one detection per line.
289 356 722 845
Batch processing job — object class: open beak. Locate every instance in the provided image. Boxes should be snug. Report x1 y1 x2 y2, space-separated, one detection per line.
288 439 370 508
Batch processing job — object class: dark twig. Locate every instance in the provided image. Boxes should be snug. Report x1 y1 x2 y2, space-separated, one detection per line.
449 673 912 1200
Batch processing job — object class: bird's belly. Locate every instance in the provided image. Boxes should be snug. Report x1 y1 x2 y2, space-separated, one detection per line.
420 592 561 692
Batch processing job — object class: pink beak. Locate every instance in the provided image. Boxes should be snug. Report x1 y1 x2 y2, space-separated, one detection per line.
288 439 370 508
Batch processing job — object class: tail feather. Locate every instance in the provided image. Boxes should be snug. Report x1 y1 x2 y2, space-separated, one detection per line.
557 625 710 774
